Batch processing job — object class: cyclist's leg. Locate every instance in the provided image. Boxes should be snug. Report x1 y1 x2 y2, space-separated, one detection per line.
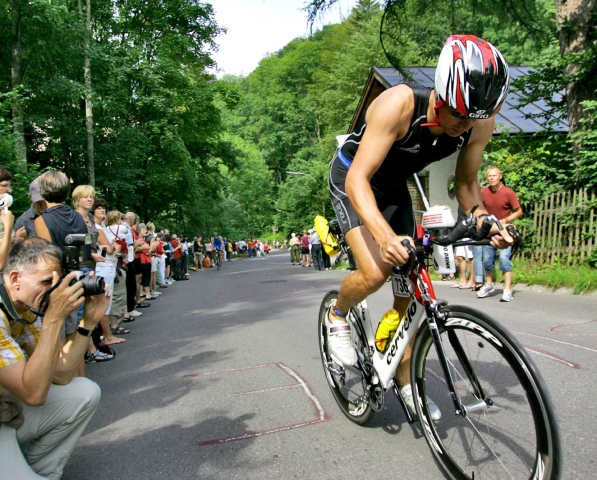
331 225 392 319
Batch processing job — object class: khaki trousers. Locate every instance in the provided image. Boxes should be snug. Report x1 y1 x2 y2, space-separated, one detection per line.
9 377 101 480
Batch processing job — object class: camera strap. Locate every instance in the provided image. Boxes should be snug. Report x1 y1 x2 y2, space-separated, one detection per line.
0 279 38 325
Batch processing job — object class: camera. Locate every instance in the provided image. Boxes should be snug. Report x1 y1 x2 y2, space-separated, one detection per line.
63 234 105 296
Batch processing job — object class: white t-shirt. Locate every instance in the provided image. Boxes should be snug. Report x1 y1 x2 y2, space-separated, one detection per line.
205 242 213 252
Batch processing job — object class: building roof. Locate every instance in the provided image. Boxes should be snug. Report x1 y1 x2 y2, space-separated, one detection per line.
350 66 568 135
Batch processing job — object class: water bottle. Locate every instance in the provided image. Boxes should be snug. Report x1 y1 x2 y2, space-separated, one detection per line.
375 309 401 353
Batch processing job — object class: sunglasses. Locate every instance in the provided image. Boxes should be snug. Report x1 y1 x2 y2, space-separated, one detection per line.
450 108 471 120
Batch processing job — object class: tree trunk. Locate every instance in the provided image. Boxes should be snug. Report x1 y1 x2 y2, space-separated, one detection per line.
555 0 597 134
79 0 95 185
11 2 27 173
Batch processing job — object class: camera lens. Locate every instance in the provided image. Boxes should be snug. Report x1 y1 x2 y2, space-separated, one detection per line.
69 271 105 297
80 275 105 296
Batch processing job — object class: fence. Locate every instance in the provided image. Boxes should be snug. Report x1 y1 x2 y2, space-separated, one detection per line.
520 188 596 264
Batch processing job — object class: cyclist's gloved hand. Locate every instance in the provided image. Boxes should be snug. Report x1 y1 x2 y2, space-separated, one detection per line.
474 214 514 248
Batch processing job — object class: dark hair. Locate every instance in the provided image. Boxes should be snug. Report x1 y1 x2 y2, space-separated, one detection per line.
91 198 109 213
0 165 13 183
5 237 63 274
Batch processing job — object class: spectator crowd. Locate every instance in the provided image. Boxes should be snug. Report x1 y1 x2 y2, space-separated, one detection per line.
0 165 277 479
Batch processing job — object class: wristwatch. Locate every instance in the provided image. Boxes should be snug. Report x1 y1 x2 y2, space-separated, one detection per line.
76 325 94 337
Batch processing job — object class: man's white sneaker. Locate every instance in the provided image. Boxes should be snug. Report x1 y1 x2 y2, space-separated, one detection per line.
400 383 441 421
325 307 357 367
476 284 495 298
129 310 143 317
151 291 162 296
500 289 514 302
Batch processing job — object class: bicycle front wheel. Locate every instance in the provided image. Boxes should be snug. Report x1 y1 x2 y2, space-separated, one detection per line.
412 305 562 480
318 291 374 426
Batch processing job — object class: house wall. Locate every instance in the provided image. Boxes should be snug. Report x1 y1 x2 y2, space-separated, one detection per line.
422 152 459 210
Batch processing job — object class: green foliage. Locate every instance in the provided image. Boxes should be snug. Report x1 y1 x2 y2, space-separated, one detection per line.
0 92 16 166
570 101 597 189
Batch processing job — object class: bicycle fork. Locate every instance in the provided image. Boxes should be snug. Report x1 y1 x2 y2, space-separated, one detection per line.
426 303 490 417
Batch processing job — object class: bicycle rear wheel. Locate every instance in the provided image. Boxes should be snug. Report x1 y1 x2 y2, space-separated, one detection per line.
318 291 374 425
411 305 562 480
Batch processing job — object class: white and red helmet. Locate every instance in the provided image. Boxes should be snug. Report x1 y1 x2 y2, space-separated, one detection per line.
435 35 510 119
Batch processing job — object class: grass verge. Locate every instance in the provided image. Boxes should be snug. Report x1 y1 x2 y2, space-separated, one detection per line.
431 259 597 294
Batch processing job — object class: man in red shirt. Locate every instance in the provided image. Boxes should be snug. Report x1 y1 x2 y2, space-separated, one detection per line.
477 166 523 302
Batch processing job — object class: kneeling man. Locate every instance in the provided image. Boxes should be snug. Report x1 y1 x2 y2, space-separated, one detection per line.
0 237 110 479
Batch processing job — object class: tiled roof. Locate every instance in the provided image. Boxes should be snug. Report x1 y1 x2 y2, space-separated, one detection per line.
372 66 568 134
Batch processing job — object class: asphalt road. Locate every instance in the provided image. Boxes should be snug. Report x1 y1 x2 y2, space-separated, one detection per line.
64 250 597 479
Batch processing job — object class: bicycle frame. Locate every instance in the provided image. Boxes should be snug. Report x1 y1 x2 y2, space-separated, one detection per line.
348 264 435 391
348 257 486 419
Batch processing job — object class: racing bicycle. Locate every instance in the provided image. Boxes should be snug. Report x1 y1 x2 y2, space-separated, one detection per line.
318 218 562 479
213 249 222 270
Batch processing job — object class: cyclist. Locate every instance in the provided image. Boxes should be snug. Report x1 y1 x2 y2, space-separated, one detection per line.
213 234 224 264
326 35 514 417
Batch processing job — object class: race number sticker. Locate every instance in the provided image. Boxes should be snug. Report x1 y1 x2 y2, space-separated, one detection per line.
392 272 412 298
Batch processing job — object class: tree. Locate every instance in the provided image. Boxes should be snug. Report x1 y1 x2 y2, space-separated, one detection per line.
305 0 597 133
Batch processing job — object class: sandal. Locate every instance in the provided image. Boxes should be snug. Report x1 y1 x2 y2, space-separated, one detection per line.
122 316 135 323
111 326 130 335
451 283 466 289
459 284 473 290
87 350 114 362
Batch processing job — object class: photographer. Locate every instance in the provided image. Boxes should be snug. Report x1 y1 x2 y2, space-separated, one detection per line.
0 236 109 479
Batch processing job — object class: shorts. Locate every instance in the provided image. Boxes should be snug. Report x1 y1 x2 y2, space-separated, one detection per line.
194 251 204 263
328 151 415 237
133 257 142 274
141 262 151 287
151 256 158 273
482 245 513 273
454 243 473 259
111 268 127 318
301 247 310 255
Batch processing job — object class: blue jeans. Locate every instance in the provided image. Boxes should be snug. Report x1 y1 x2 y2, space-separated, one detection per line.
482 245 513 273
471 246 485 284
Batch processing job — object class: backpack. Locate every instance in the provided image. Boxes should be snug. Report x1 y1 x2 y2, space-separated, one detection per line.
314 215 340 256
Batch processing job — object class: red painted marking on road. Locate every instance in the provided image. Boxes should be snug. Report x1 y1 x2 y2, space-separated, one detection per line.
183 363 275 377
196 362 327 445
198 418 327 445
524 345 580 368
548 319 597 336
216 293 223 299
512 331 597 354
231 383 301 396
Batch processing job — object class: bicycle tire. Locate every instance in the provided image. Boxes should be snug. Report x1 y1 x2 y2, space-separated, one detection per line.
318 291 374 426
411 305 562 480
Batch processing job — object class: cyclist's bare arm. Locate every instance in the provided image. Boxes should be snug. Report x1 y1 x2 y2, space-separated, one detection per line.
454 119 513 248
345 86 416 266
